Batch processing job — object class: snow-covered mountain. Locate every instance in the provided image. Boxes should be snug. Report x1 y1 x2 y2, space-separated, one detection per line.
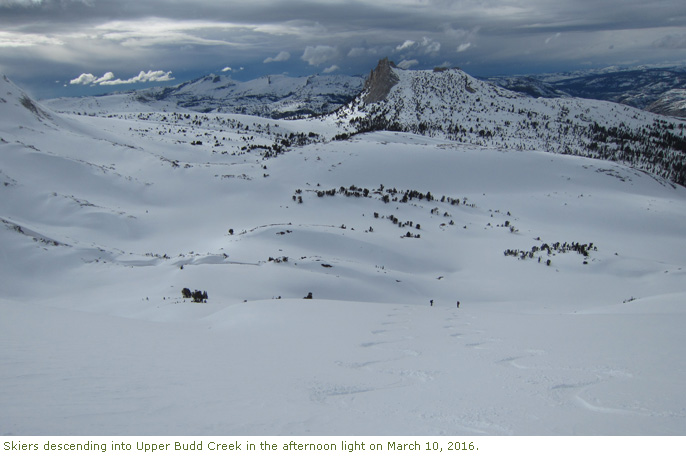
43 62 686 185
646 89 686 118
2 72 686 435
334 59 686 186
44 73 364 119
488 65 686 112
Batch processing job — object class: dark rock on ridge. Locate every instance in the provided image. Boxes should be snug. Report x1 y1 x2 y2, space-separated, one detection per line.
363 58 399 104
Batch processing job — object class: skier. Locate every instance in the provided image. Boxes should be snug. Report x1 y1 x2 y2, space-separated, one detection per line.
430 299 434 307
456 301 460 309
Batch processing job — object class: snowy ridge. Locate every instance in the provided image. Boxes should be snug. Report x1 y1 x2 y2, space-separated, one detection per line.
488 64 686 110
333 61 686 186
44 73 364 119
2 74 686 435
0 75 56 130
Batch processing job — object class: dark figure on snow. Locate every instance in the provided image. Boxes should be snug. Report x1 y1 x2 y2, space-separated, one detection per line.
430 299 434 306
457 301 460 309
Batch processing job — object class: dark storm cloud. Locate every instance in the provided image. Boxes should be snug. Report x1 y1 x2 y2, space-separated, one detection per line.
2 0 685 97
653 34 686 49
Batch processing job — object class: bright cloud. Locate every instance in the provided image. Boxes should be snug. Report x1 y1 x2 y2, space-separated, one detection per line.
264 51 290 63
322 64 339 73
397 59 418 69
457 42 471 53
396 40 415 51
0 0 44 5
0 0 90 5
69 73 99 85
94 19 245 48
0 31 63 47
70 70 174 86
396 37 440 55
420 37 440 54
301 45 338 66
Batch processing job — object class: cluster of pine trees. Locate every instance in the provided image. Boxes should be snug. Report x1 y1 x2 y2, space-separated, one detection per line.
303 183 471 209
504 241 597 263
588 121 686 185
181 288 208 303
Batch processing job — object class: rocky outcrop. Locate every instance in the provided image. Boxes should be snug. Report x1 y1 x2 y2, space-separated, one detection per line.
363 58 399 104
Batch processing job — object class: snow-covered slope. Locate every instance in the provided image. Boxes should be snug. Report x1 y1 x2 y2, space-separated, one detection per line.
44 73 364 119
646 89 686 118
2 75 686 435
334 59 686 186
0 75 58 130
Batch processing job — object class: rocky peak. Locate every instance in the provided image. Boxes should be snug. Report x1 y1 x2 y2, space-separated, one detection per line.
363 58 399 104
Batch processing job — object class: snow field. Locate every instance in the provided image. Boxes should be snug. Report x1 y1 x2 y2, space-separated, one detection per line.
1 81 686 434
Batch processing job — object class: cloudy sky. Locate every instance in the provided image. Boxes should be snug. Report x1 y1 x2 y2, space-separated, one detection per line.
1 0 685 98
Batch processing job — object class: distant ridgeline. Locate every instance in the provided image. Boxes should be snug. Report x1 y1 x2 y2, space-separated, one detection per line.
488 67 686 117
332 59 686 187
134 73 364 119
